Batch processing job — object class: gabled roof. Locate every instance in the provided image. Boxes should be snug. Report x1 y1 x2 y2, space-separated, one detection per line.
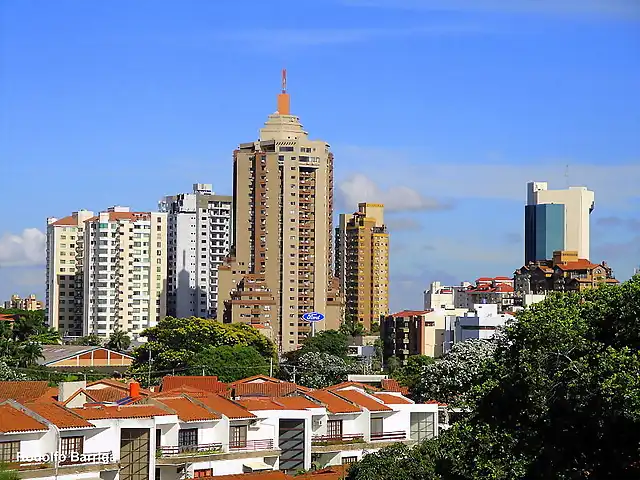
237 398 285 411
332 389 392 412
155 396 221 422
0 403 48 433
161 376 227 394
71 405 173 420
373 393 413 405
195 394 256 419
51 215 77 226
555 259 598 271
39 345 133 366
389 309 431 318
305 390 361 414
25 402 94 429
85 386 130 403
87 378 152 396
230 376 298 398
326 381 379 392
0 381 51 403
381 379 409 395
273 396 322 410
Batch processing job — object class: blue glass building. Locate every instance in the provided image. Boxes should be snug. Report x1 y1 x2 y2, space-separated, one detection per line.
524 203 565 264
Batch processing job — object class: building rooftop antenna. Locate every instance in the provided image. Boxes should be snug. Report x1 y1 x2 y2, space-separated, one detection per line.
565 164 570 188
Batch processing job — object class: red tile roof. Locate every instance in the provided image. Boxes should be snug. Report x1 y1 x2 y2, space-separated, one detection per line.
238 398 285 411
26 402 94 429
161 376 228 394
305 390 361 414
295 465 349 479
199 472 288 480
51 215 77 226
327 382 380 392
85 212 151 223
389 309 431 318
195 394 256 419
0 381 51 403
381 379 409 395
71 405 173 420
230 377 299 398
333 389 391 412
85 386 129 403
87 379 152 396
555 260 598 271
155 397 221 422
373 393 413 405
274 396 322 410
0 404 48 433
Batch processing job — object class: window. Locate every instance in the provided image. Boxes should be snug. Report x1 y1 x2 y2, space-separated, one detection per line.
342 456 358 465
327 419 343 438
370 417 383 436
230 425 247 448
194 469 213 478
410 412 435 441
61 436 84 457
0 441 19 463
178 428 198 447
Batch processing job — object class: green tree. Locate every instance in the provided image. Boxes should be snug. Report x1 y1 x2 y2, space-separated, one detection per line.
385 355 402 375
0 464 20 480
0 359 28 381
339 314 365 337
300 330 349 358
393 355 435 392
346 442 443 480
131 317 277 385
30 327 61 345
72 334 103 346
296 351 353 389
195 345 270 382
106 326 131 353
16 341 43 367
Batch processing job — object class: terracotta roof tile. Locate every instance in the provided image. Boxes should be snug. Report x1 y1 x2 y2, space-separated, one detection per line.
333 389 392 412
51 216 77 226
555 259 598 271
87 379 152 396
327 381 379 392
85 212 152 223
306 390 361 414
85 386 129 403
198 472 288 480
381 379 409 395
71 405 173 420
161 376 228 394
25 402 94 429
0 404 48 433
295 465 349 479
155 397 221 422
373 393 413 405
390 310 431 318
238 398 285 411
273 396 322 410
0 381 51 403
195 394 256 419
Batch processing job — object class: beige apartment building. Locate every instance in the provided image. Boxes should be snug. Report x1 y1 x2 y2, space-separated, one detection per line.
46 210 95 336
83 207 167 338
4 294 44 311
335 203 390 331
217 71 344 351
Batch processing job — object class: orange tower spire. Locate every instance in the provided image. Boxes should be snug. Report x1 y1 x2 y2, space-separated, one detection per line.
277 68 290 115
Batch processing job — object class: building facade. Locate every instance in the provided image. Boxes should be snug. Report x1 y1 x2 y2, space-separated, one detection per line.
46 210 95 337
3 294 44 311
524 181 595 263
335 203 390 331
159 184 232 319
217 72 343 351
83 207 167 338
444 304 514 353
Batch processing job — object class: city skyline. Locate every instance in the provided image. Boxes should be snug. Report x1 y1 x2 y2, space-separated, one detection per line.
1 0 639 311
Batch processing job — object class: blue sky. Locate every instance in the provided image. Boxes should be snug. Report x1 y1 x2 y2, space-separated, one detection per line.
1 0 639 311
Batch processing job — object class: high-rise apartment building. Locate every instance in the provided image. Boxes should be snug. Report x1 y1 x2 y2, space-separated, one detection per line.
83 207 167 338
4 294 45 311
335 203 390 330
525 181 595 264
217 71 343 351
46 210 94 336
159 184 232 319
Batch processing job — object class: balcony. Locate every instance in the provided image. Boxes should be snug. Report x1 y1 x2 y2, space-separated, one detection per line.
230 439 274 451
371 431 407 442
311 434 365 446
157 443 222 457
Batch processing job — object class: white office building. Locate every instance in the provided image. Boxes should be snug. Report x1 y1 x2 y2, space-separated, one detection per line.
159 184 232 319
444 304 514 352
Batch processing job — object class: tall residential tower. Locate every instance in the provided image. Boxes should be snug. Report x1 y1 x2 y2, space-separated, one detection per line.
335 203 390 330
525 181 595 264
159 184 232 319
217 71 343 351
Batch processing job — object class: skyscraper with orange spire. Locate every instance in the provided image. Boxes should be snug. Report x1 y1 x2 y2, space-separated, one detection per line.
217 71 344 352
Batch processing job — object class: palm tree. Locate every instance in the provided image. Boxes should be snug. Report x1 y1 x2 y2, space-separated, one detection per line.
17 341 44 368
31 327 61 345
107 326 131 353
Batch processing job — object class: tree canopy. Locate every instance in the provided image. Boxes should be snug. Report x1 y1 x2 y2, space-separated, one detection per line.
299 330 350 358
347 276 640 480
296 351 353 389
195 345 270 382
393 355 436 393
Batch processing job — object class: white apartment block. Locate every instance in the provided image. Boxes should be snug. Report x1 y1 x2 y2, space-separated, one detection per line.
46 210 95 337
444 303 514 353
159 184 232 319
0 377 440 479
83 207 167 338
423 281 471 310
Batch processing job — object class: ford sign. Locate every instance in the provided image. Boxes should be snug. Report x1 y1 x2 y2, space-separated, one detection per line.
302 312 325 322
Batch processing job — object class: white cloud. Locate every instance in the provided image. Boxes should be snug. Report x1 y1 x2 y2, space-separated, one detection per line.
386 217 423 231
334 146 640 208
338 173 451 212
0 228 46 267
344 0 640 20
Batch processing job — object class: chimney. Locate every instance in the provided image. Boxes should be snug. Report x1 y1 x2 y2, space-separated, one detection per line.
59 381 87 408
129 381 141 398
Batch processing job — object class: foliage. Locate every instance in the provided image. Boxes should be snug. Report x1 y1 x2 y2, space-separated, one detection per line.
385 355 402 375
130 317 277 385
0 464 20 480
71 334 103 346
340 314 365 337
393 355 435 392
0 359 28 381
106 327 131 353
299 330 350 358
412 339 498 405
347 277 640 479
194 345 270 382
296 351 353 389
